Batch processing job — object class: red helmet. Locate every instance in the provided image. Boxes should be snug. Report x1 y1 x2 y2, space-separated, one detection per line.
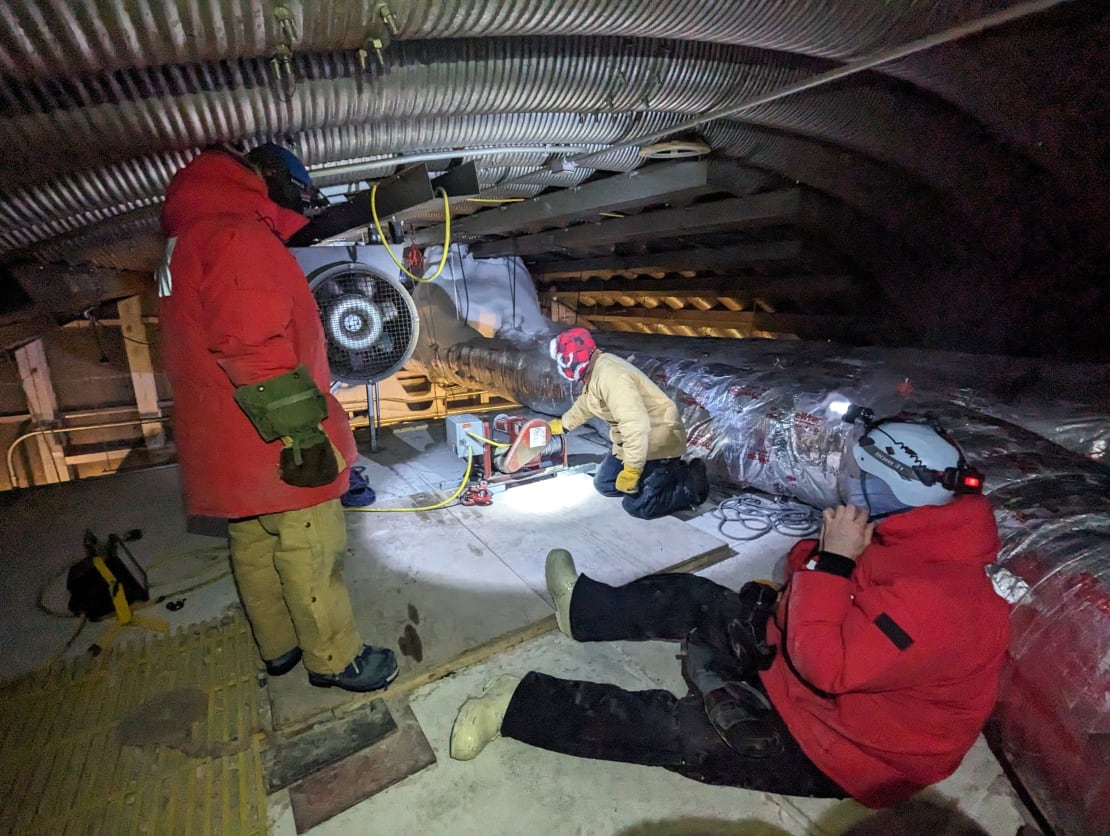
549 328 597 382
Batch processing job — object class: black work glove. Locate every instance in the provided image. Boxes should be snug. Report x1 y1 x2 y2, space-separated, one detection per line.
279 429 340 488
682 627 750 690
726 581 780 671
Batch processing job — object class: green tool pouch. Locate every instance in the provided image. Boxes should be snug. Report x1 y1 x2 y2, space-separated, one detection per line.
233 365 329 441
235 366 339 487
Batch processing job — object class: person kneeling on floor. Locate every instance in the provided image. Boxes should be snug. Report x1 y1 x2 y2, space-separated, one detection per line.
546 327 709 520
448 416 1010 808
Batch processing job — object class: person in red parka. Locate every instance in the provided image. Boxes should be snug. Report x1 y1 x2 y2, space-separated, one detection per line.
158 145 397 692
447 414 1011 809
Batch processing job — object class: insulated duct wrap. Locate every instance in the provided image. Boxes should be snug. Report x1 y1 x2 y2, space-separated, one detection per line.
413 314 1110 834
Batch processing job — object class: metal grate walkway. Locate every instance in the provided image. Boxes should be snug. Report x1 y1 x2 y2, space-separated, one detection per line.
0 614 268 835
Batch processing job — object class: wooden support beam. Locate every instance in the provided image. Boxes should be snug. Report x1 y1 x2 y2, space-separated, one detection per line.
529 241 806 279
117 295 165 450
470 190 802 258
14 338 72 485
10 263 150 312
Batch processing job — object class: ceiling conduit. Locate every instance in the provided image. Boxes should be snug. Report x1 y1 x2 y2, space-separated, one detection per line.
0 0 1028 82
0 28 1065 258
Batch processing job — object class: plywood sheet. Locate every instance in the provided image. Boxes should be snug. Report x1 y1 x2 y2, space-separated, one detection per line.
446 472 731 604
267 507 551 729
267 471 730 729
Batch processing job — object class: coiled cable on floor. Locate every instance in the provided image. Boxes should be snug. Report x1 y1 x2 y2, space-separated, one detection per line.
712 494 821 541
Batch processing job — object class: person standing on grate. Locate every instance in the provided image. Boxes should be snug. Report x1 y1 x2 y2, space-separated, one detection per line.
448 418 1010 809
546 327 709 519
158 144 396 693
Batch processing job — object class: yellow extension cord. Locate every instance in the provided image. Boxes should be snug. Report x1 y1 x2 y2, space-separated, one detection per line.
370 181 452 282
344 448 474 513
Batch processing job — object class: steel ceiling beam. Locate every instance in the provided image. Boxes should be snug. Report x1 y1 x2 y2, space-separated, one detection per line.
529 241 806 279
417 160 734 245
470 189 801 258
288 163 480 247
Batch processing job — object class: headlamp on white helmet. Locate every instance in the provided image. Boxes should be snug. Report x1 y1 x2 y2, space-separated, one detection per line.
850 415 984 507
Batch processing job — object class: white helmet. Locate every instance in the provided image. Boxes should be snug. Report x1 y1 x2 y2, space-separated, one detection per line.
852 421 966 507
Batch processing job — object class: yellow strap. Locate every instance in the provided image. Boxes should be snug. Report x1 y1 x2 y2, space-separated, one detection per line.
92 555 133 624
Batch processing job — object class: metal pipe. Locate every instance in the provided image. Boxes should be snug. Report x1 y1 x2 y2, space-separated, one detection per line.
313 145 592 181
6 416 171 490
565 0 1077 169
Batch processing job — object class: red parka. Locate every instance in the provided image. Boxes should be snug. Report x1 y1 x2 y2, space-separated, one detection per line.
759 494 1010 808
158 151 356 518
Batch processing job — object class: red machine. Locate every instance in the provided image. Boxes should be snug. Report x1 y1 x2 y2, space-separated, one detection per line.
448 413 568 506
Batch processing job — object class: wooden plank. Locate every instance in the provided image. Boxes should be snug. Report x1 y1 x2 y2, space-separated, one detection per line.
117 295 165 449
417 161 719 244
289 699 436 833
14 339 71 484
263 700 398 794
572 305 895 341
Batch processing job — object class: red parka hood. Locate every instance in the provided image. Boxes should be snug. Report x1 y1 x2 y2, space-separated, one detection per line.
869 493 1000 568
160 150 308 241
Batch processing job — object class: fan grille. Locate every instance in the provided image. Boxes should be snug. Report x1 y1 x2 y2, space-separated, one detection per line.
308 262 419 384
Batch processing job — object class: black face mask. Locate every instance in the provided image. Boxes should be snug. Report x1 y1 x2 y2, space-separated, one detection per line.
245 145 310 214
262 174 306 213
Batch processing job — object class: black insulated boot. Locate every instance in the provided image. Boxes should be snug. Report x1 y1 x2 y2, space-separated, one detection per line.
703 681 783 758
264 646 303 676
308 645 399 692
689 458 710 505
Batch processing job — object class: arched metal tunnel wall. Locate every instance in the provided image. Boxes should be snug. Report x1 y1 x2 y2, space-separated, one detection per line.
1 0 1105 356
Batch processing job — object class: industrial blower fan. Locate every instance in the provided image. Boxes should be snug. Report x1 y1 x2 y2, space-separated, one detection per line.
298 248 420 385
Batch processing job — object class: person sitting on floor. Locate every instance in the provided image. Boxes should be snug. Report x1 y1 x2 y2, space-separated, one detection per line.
546 327 709 519
447 416 1010 809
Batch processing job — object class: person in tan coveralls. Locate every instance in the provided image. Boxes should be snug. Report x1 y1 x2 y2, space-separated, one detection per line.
547 328 709 519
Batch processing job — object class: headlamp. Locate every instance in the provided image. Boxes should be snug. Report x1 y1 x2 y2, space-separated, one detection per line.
842 403 876 427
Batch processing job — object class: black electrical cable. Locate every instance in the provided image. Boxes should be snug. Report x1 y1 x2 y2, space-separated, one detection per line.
455 242 471 323
711 493 821 542
508 256 518 326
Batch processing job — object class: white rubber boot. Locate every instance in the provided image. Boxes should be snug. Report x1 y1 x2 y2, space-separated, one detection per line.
545 548 578 638
449 674 521 760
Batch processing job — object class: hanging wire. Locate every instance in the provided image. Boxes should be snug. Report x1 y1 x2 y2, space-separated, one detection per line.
370 183 452 282
508 256 518 327
455 242 471 324
711 493 821 542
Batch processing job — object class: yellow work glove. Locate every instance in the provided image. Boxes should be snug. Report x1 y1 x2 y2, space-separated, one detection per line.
548 418 563 435
615 465 642 494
